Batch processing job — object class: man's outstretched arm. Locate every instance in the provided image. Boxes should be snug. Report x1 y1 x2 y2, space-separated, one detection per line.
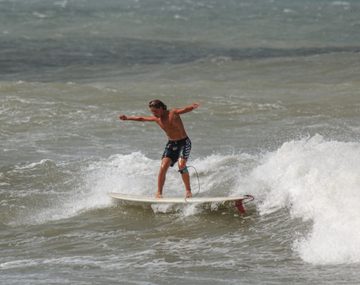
119 115 156 121
173 102 201 115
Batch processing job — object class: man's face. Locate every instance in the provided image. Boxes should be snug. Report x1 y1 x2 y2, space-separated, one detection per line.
150 106 163 118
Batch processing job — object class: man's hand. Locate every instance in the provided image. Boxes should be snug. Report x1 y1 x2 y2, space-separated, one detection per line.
193 102 201 109
118 115 127 120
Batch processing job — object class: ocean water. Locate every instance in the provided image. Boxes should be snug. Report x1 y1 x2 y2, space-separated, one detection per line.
1 0 360 284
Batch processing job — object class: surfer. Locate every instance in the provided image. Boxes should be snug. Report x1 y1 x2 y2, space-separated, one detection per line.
119 100 201 198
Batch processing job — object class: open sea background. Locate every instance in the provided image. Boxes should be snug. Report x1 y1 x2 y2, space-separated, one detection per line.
1 0 360 284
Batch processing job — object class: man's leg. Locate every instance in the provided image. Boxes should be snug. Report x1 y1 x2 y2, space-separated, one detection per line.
156 157 172 198
178 158 192 198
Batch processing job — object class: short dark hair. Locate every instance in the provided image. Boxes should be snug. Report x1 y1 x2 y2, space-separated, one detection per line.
149 99 167 110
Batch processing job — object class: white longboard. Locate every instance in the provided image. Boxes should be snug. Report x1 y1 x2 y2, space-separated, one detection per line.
106 193 253 204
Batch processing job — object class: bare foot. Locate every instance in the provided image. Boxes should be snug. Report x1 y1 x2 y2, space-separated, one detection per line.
185 191 192 198
155 193 162 198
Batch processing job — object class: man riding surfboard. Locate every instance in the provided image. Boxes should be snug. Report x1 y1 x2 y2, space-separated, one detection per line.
119 100 201 198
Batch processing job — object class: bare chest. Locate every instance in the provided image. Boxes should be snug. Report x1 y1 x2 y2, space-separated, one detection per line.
157 113 180 131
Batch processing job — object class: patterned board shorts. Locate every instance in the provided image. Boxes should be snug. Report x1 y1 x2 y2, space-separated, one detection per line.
161 137 191 167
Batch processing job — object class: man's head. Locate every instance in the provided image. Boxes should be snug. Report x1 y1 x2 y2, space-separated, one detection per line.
149 100 167 118
149 100 167 110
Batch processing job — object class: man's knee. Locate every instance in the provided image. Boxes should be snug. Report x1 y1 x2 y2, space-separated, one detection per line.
178 159 188 174
160 158 172 172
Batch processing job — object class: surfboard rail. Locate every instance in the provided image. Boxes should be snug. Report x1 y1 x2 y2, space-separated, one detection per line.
106 193 254 204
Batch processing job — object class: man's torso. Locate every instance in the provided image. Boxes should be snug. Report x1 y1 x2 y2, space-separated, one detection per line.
156 110 187 141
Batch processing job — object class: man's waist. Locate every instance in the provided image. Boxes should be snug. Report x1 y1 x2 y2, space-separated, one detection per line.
168 136 190 144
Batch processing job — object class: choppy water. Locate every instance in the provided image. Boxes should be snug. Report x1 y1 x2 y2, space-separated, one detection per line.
1 0 360 284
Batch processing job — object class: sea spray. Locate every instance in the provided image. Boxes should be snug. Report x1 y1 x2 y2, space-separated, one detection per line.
2 152 258 225
246 134 360 264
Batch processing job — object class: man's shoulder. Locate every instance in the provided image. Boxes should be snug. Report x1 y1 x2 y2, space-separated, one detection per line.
169 109 180 115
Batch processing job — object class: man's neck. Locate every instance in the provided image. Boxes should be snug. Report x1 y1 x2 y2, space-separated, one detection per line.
160 110 169 119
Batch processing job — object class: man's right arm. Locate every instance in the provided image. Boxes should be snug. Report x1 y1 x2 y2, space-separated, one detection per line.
118 115 156 122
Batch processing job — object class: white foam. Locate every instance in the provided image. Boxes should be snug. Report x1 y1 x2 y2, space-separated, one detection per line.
332 1 350 5
16 151 226 225
69 152 252 218
245 134 360 265
25 153 158 224
283 9 295 13
54 0 67 8
32 12 49 18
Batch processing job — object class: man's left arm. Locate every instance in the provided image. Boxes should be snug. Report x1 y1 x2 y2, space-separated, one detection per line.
174 102 202 115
